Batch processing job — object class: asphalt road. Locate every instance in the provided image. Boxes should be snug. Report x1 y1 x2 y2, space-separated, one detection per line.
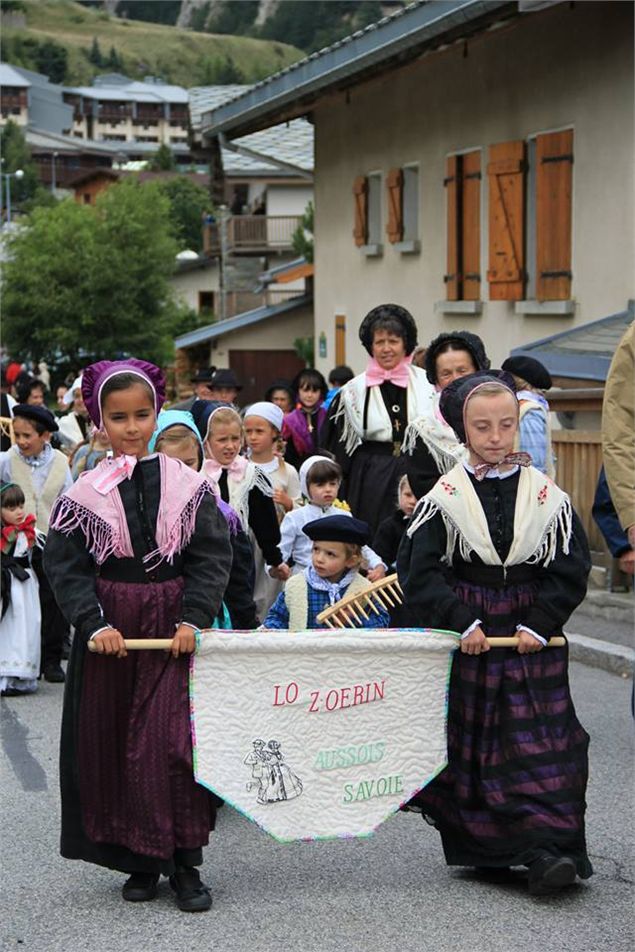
1 662 632 952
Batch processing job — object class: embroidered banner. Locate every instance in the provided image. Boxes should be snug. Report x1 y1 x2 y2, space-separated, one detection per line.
190 628 457 842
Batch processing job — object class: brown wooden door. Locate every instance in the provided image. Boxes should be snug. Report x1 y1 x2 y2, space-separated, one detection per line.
229 350 305 407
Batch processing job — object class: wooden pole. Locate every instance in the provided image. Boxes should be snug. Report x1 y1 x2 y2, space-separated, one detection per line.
87 635 566 652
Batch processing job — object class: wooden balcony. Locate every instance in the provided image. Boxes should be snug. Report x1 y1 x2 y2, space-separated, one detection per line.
203 215 302 255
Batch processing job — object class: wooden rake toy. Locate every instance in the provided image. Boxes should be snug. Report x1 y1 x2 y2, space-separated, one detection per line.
316 573 404 629
314 572 566 648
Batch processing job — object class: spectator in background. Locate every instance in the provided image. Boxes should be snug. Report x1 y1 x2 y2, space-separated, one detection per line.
264 380 294 415
502 355 555 478
323 365 354 411
208 368 243 408
56 385 69 413
58 376 90 453
1 369 17 453
602 321 635 551
16 377 47 407
592 467 634 580
171 367 217 412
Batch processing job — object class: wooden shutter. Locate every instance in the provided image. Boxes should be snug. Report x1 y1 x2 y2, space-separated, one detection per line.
352 175 368 247
335 314 346 365
386 167 403 243
461 150 481 301
444 155 459 301
487 141 525 300
535 129 573 301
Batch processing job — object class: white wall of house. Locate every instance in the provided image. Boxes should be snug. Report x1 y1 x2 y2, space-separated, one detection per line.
170 263 219 313
312 2 634 374
207 302 313 367
267 184 313 218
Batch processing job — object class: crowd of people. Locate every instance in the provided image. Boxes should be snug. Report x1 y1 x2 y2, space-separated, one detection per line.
0 305 632 912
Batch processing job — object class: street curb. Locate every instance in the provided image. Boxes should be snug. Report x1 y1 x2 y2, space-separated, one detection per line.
566 632 634 677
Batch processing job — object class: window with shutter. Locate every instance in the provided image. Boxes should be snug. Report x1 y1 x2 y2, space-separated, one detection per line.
535 129 573 301
386 168 403 243
462 151 481 301
445 155 459 301
402 165 419 243
352 176 368 247
487 140 525 301
445 151 481 301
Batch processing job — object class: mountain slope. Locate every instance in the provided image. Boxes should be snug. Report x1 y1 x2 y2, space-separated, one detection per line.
1 0 303 86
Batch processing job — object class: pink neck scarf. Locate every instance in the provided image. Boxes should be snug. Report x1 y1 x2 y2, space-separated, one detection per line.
50 454 212 568
203 454 249 486
92 454 138 495
365 355 412 389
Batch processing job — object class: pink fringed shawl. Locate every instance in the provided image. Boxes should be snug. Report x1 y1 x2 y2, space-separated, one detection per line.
49 454 213 570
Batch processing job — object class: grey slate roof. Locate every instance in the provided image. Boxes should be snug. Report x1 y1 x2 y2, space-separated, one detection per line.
190 85 314 175
510 302 635 381
65 78 189 104
0 63 30 87
175 294 312 349
199 0 514 138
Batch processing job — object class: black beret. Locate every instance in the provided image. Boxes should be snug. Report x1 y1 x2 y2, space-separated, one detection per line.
439 370 517 444
502 356 552 390
303 515 370 546
358 304 418 356
424 330 490 385
12 403 59 432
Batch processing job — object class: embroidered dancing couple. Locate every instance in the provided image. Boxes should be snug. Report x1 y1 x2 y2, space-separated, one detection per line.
244 739 303 804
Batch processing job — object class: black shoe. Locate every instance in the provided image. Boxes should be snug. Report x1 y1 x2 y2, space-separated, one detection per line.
1 688 25 697
43 663 66 684
169 866 212 912
528 855 577 896
122 873 159 902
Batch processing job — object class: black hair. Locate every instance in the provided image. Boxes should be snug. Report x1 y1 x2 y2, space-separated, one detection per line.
1 484 25 508
328 365 354 386
264 379 294 404
424 331 490 385
306 459 342 486
358 304 418 356
101 372 155 408
12 409 48 435
15 378 46 404
292 368 328 400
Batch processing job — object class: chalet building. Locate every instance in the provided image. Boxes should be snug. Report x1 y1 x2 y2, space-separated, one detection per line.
198 0 633 374
63 74 190 147
0 64 29 126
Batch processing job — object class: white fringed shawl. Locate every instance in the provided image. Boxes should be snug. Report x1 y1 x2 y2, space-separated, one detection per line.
203 459 274 532
407 463 572 569
332 367 435 456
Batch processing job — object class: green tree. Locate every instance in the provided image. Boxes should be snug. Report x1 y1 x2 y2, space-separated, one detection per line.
291 200 314 263
2 180 190 366
148 144 177 172
149 176 213 253
88 36 103 66
0 120 41 208
106 45 122 70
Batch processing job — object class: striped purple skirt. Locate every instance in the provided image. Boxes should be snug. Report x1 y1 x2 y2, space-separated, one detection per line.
416 580 592 877
77 578 215 862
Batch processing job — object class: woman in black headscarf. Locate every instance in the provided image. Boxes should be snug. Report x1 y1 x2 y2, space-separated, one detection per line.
404 330 490 498
321 304 434 535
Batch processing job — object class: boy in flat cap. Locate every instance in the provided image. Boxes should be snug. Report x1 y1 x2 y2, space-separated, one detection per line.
263 515 390 630
502 355 554 477
0 404 72 682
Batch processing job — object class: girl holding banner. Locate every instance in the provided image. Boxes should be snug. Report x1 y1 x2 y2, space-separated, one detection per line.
398 371 592 896
44 360 232 913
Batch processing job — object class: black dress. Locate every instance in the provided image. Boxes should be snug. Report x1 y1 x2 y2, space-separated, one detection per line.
321 381 408 535
44 458 232 875
397 470 593 877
